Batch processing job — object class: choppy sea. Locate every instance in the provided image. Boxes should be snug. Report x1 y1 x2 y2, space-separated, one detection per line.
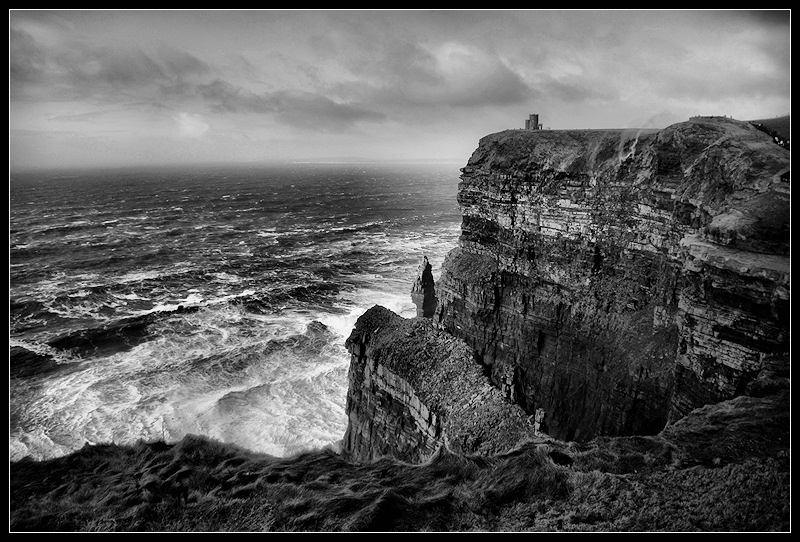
9 162 462 462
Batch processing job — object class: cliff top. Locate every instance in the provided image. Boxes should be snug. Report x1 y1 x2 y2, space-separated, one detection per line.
463 115 790 257
471 116 787 167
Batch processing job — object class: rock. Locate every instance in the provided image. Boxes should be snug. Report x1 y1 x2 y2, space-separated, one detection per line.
433 116 788 441
411 255 438 318
548 450 573 466
342 305 539 463
342 116 789 464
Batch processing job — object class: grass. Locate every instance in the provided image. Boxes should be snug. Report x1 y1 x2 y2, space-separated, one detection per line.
749 115 790 141
10 391 789 532
8 437 575 532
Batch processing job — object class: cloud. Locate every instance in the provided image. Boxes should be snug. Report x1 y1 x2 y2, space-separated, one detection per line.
716 9 790 28
426 42 532 107
9 20 211 103
77 45 166 87
198 79 270 113
265 90 385 131
340 40 532 111
157 44 210 77
9 27 46 85
174 112 210 139
10 15 382 133
198 79 385 131
537 76 617 104
9 10 791 168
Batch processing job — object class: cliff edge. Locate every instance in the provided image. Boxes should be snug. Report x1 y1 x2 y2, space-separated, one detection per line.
436 117 789 442
344 116 789 460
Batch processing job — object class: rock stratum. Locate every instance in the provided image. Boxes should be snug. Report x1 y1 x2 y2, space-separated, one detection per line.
344 116 789 461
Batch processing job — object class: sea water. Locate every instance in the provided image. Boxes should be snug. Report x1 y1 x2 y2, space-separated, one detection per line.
9 162 462 461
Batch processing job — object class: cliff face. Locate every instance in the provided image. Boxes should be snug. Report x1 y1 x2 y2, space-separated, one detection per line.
342 305 537 463
342 117 789 463
434 117 789 442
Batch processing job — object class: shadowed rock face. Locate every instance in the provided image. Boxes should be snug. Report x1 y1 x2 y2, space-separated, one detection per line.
433 117 789 442
342 305 538 463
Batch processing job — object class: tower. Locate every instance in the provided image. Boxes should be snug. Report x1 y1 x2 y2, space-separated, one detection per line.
525 113 542 130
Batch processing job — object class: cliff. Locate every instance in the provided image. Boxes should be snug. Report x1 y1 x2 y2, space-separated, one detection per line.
436 117 789 442
343 116 789 461
342 305 539 463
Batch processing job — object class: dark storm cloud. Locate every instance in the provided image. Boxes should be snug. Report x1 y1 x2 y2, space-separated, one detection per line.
731 9 790 27
366 60 531 109
307 14 533 111
752 29 791 77
9 25 211 101
10 18 383 132
658 71 789 103
74 45 167 87
198 79 271 113
426 62 532 108
538 77 617 104
10 10 791 169
266 90 386 131
199 79 385 130
9 27 46 84
335 41 532 110
157 45 211 77
330 36 441 92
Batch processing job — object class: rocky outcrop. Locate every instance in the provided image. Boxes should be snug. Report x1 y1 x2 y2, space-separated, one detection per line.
432 117 789 441
342 305 538 463
410 256 438 318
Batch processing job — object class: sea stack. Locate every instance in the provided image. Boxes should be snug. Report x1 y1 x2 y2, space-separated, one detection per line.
411 255 437 318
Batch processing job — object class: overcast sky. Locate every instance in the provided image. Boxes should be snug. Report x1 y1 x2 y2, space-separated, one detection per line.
9 9 791 171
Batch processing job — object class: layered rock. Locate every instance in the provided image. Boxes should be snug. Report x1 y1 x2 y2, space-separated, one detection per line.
342 305 538 463
433 117 789 441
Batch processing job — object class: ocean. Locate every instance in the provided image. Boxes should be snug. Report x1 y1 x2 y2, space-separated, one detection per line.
9 162 462 462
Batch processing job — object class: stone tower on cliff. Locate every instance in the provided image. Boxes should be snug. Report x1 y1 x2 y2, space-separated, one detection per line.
525 113 542 130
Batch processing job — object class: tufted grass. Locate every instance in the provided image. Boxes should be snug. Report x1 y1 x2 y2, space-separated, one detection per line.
10 392 789 532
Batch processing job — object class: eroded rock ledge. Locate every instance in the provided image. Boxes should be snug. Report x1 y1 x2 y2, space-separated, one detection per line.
342 305 539 463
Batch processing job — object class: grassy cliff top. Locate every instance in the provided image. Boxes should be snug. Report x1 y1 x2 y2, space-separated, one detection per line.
10 389 788 532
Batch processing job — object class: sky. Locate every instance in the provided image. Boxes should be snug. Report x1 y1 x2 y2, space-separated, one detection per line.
9 9 791 171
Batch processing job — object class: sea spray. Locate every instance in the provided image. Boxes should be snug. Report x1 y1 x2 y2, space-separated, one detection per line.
10 162 461 461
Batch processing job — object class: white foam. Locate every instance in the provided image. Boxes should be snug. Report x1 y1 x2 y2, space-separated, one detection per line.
9 300 356 461
43 298 117 323
212 272 243 283
117 270 165 284
11 193 463 461
112 292 148 301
